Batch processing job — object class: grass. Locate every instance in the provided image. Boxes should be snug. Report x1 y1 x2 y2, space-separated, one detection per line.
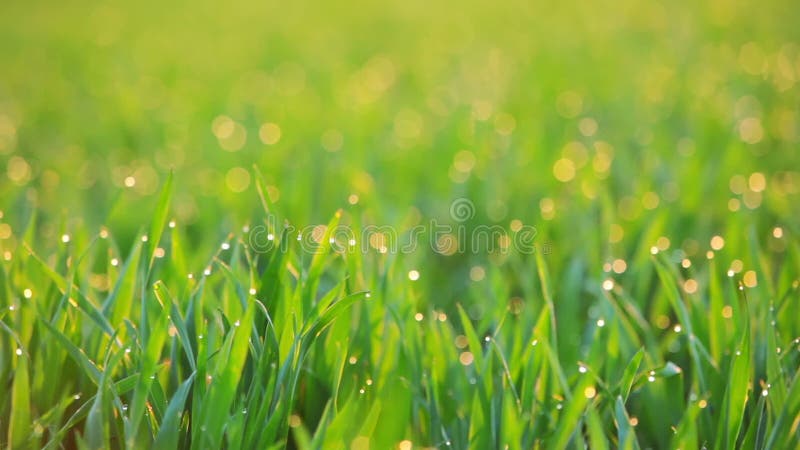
1 0 800 448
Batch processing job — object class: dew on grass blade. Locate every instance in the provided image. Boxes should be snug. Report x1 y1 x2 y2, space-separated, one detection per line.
584 386 596 399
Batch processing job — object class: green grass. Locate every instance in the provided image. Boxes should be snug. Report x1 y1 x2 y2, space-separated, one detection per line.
1 0 800 448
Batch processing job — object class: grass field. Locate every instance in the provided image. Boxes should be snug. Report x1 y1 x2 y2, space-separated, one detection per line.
1 0 800 448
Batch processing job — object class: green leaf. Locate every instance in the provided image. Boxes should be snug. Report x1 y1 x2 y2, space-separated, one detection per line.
147 171 174 272
153 373 195 450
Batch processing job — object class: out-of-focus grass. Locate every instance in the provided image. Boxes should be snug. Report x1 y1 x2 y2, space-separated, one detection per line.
1 0 799 448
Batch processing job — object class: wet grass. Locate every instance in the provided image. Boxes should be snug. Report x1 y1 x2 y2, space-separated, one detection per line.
1 0 799 448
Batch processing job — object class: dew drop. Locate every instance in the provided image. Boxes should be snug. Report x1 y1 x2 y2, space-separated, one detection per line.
15 348 23 356
596 318 605 327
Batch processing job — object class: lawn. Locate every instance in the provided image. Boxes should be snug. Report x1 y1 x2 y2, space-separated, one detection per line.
1 0 799 448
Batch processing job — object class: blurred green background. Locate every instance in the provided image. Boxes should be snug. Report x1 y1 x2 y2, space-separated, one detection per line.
1 0 799 295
